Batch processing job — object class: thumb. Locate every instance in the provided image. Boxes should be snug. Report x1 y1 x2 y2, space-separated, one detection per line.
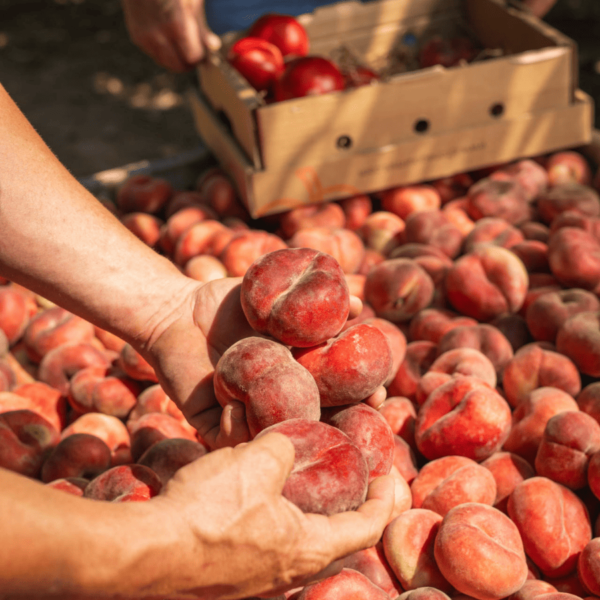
196 10 221 54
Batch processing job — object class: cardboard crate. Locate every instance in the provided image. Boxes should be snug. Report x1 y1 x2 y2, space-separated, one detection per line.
191 0 594 218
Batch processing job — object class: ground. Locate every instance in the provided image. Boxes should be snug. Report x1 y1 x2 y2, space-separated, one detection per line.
2 0 600 180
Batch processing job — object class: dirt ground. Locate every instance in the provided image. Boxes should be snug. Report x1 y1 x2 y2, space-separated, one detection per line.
2 0 600 180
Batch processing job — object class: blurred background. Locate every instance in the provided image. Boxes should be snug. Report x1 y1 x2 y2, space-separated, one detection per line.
1 0 599 178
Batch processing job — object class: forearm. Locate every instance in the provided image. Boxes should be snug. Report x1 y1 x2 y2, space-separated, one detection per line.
0 84 194 348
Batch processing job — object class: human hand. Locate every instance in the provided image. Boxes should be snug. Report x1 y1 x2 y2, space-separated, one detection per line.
147 431 395 599
121 0 221 72
141 276 378 450
521 0 557 18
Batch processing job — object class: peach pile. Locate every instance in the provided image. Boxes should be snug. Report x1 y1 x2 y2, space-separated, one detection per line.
5 149 600 599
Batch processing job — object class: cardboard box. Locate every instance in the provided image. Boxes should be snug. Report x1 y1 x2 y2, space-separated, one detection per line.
192 0 593 217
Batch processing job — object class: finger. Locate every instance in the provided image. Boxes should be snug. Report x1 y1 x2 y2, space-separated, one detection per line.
348 295 363 320
164 10 204 67
196 11 222 54
219 401 251 446
142 32 189 72
307 475 395 560
363 386 387 410
237 432 295 495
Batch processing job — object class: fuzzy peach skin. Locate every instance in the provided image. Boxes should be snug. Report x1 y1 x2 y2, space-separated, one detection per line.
519 220 551 242
183 254 228 283
434 503 528 600
84 463 162 502
173 219 234 267
503 387 579 463
0 409 60 478
502 343 581 408
534 411 600 490
0 286 31 345
45 476 89 497
446 246 529 321
389 465 413 524
197 169 248 220
361 317 406 386
409 309 477 345
415 348 497 406
466 177 532 224
410 455 497 517
288 227 366 275
462 217 525 253
116 174 172 214
159 205 216 255
382 185 441 221
118 342 158 382
578 538 600 596
437 324 514 378
379 397 417 449
383 508 451 593
23 307 95 363
432 173 474 204
557 311 600 377
256 419 369 516
403 210 464 258
93 325 127 353
388 340 438 401
508 580 558 600
164 191 212 218
214 337 320 437
240 247 350 348
481 451 535 513
546 151 591 186
400 589 452 600
550 211 600 238
339 195 373 231
361 211 406 256
359 249 386 275
220 230 288 277
392 434 419 483
137 438 208 486
508 476 592 578
415 376 512 461
120 212 163 248
364 259 435 323
510 240 550 274
526 289 600 344
545 572 589 597
342 543 403 598
41 432 112 483
297 568 391 600
321 403 395 483
578 382 600 425
587 451 600 500
492 158 549 201
278 203 346 239
537 184 600 225
4 383 65 432
293 324 392 407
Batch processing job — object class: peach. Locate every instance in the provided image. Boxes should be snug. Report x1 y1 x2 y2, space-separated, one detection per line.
163 190 209 218
503 387 579 463
359 249 386 276
257 419 369 515
37 342 110 397
346 274 366 300
389 244 453 295
578 383 600 425
46 477 89 497
0 359 15 391
382 185 441 220
508 477 591 578
128 383 190 430
442 202 476 237
322 403 394 482
388 341 438 401
508 581 558 600
392 434 419 483
173 220 234 267
519 220 551 243
138 438 208 485
389 464 413 523
93 326 126 353
361 211 406 255
23 307 95 363
538 184 600 225
68 366 140 418
62 413 131 466
183 254 228 283
415 347 497 406
84 464 162 501
550 211 600 239
431 173 473 204
434 503 528 600
241 248 350 348
399 589 451 600
526 289 600 343
502 343 581 408
339 195 372 231
215 337 320 436
120 212 162 247
220 230 288 277
197 169 247 220
416 376 511 461
404 210 463 258
437 324 514 378
160 205 217 254
379 397 417 449
411 455 497 516
6 383 65 431
383 508 450 592
279 203 346 238
128 412 198 461
297 568 390 600
545 573 588 597
446 246 529 321
578 538 600 596
547 151 592 187
41 433 112 483
463 217 525 253
116 174 172 214
365 259 434 323
481 451 535 513
557 312 600 377
467 177 532 224
342 543 402 598
535 411 600 489
288 227 366 274
548 228 600 292
118 343 158 382
492 158 549 201
409 309 477 345
293 324 392 407
0 286 30 345
362 317 406 386
587 452 600 500
510 240 550 273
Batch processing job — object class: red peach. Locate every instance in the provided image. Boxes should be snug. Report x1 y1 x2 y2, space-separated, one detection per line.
7 383 65 432
389 465 413 523
84 464 162 501
379 397 417 449
346 274 366 300
557 311 600 377
93 326 127 353
382 185 441 220
587 451 600 500
120 212 163 247
358 249 386 276
404 210 463 258
519 220 551 243
116 174 172 214
297 568 390 600
163 190 209 218
0 287 30 345
279 203 346 238
467 178 532 224
339 195 372 231
510 240 550 273
399 589 451 600
388 341 438 401
119 344 158 383
342 543 402 598
197 169 247 220
409 308 477 345
184 254 228 283
547 151 593 187
578 538 600 596
46 477 88 497
173 220 234 267
138 438 208 485
578 383 600 425
362 317 407 386
361 212 406 255
431 173 474 204
220 230 288 277
463 217 525 253
550 211 600 239
492 158 549 201
442 202 476 237
508 581 558 600
538 184 600 224
545 572 589 597
160 205 217 254
392 434 419 483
